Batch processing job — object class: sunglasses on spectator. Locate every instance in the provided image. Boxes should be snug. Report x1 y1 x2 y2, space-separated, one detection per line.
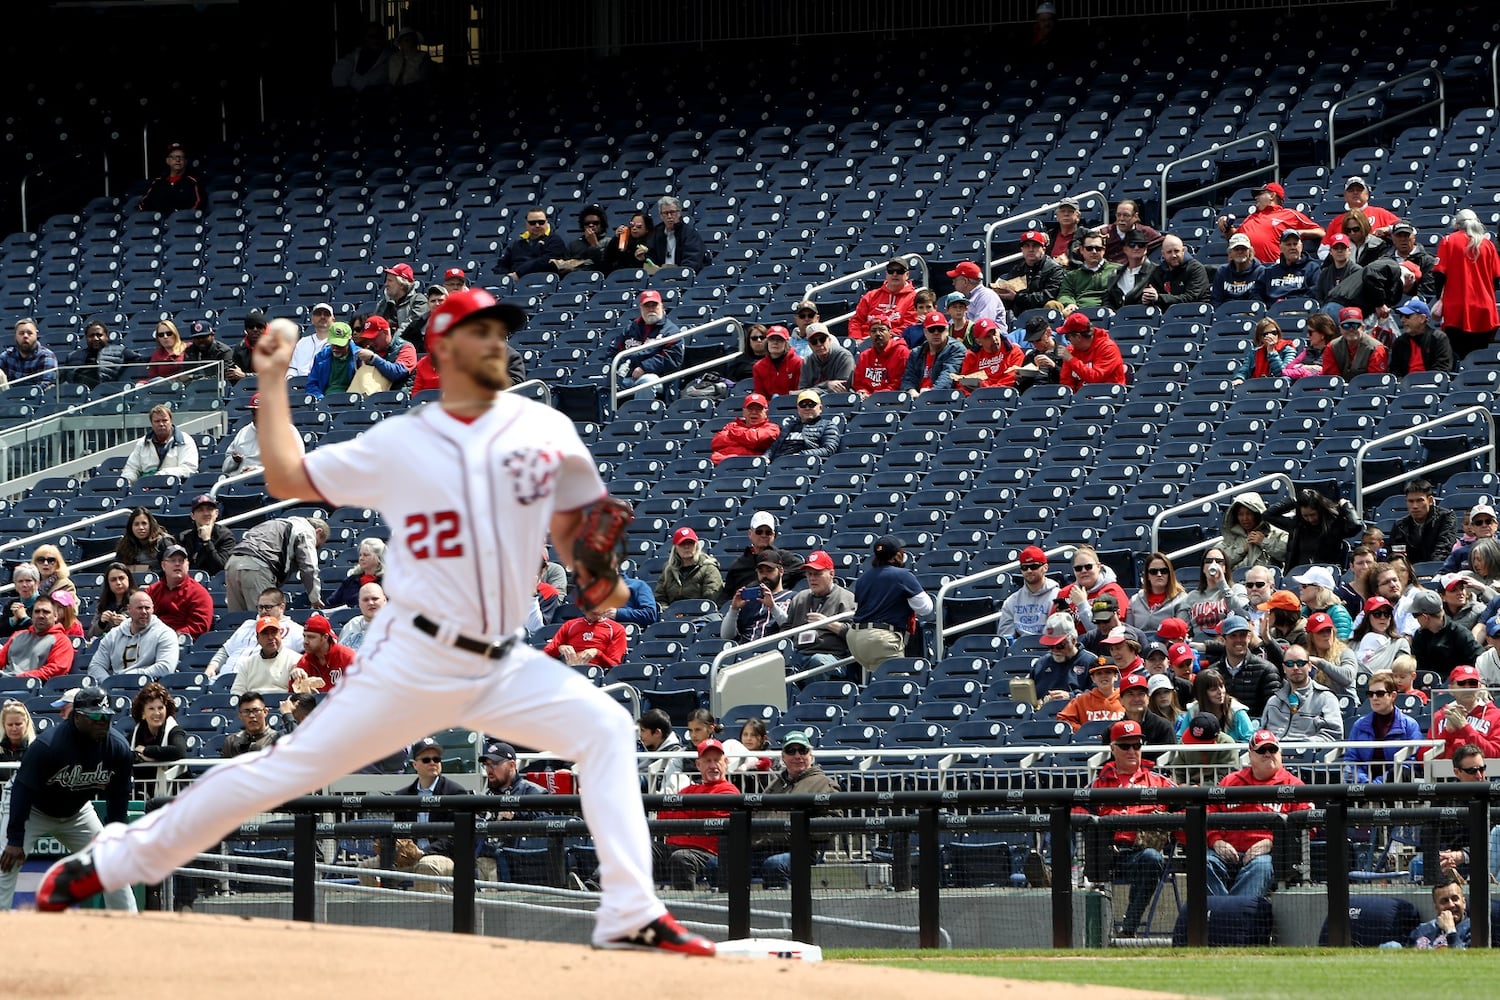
1340 322 1363 329
1454 681 1481 688
1148 567 1170 576
1020 562 1044 570
1458 764 1488 775
1368 689 1392 697
782 746 810 755
748 336 766 343
1245 580 1268 587
1082 245 1105 252
155 331 174 338
1073 562 1095 571
1474 517 1497 526
1369 609 1392 617
1203 557 1225 564
1284 659 1310 669
1252 746 1280 756
1112 742 1143 752
753 527 775 536
35 556 57 564
416 756 443 764
526 219 547 226
797 310 817 318
78 710 111 722
797 400 819 408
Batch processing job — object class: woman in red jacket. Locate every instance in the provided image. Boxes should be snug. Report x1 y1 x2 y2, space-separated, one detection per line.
1435 209 1500 360
710 393 780 464
752 326 802 398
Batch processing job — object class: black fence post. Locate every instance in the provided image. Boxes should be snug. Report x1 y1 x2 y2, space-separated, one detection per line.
918 806 941 949
452 811 477 935
1324 798 1351 947
891 828 912 892
1049 805 1073 948
292 812 316 923
726 810 752 940
1468 785 1491 948
789 809 813 944
1184 803 1207 946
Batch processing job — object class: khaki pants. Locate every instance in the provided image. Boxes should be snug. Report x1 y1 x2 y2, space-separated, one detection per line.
845 626 906 680
357 852 456 894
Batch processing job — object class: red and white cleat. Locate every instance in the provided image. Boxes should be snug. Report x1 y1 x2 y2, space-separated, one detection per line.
602 913 717 956
35 849 105 912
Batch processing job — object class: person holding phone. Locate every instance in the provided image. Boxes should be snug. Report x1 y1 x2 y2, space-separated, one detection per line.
720 552 793 643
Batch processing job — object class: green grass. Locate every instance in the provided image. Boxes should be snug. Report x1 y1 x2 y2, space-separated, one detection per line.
830 948 1500 998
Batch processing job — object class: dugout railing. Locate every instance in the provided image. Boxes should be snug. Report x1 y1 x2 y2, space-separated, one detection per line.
176 779 1494 949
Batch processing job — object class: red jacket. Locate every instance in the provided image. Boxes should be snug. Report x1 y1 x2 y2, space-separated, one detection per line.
1234 205 1323 263
958 342 1025 392
660 778 739 854
851 340 911 395
1321 336 1389 377
752 353 802 398
145 577 214 638
710 418 779 465
1429 700 1500 758
848 282 917 341
1059 329 1127 390
296 642 355 691
0 623 75 680
410 355 440 394
1325 205 1400 240
1207 767 1312 852
1076 761 1177 848
543 616 628 667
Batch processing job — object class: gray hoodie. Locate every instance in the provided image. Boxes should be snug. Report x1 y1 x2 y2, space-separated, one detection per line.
1220 491 1288 572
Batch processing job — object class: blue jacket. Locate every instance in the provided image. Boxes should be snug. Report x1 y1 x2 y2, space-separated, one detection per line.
767 413 842 462
900 338 966 391
1211 260 1265 306
1342 708 1425 782
8 720 132 846
1254 257 1321 303
500 230 566 277
307 346 359 398
614 576 660 627
609 316 684 376
1410 916 1470 949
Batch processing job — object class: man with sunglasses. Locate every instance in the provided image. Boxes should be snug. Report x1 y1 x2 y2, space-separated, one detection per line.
500 210 566 280
848 259 917 342
789 300 821 359
753 729 842 889
1411 590 1483 680
0 689 135 910
1051 236 1119 313
1429 664 1500 758
997 546 1061 638
850 317 911 396
1320 306 1389 378
717 511 803 602
1434 744 1493 883
798 322 854 392
767 389 841 464
900 311 966 393
555 204 611 274
1205 729 1310 898
205 587 304 680
363 735 466 894
1259 644 1343 742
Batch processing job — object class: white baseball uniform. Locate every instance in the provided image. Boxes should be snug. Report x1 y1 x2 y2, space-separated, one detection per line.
86 394 667 944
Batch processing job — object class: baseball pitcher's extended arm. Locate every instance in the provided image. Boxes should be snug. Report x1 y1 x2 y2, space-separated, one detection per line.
253 319 325 502
550 501 631 612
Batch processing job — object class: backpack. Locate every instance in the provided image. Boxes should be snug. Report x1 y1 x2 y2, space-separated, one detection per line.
682 373 731 400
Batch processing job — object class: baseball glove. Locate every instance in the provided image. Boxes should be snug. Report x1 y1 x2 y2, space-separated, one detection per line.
573 496 634 612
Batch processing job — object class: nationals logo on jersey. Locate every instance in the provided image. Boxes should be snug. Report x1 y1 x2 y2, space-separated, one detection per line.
503 448 565 505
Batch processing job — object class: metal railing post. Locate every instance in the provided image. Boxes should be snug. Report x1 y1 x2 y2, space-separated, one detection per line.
917 806 942 949
725 809 753 939
1049 805 1074 948
1328 64 1445 172
984 193 1109 282
1149 472 1297 562
1184 802 1209 946
1158 131 1280 232
292 812 317 922
1324 797 1351 947
1352 405 1496 519
789 808 814 943
933 544 1077 659
1469 783 1492 948
452 811 477 933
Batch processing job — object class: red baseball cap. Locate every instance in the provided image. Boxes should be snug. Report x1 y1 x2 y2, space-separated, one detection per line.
697 739 726 757
1168 641 1196 666
444 267 465 280
1254 182 1286 200
1249 729 1280 751
1400 259 1423 280
765 324 790 340
1019 546 1048 565
360 315 390 337
1157 617 1189 641
304 614 335 637
1059 312 1092 336
424 288 527 351
1307 612 1335 633
1363 595 1394 612
639 289 663 305
1337 306 1364 324
671 526 698 545
804 550 835 571
923 311 949 329
743 393 769 409
946 261 983 280
1120 673 1149 693
383 263 415 282
1450 664 1481 685
1019 230 1048 246
1109 720 1144 742
971 317 1000 339
1326 234 1353 249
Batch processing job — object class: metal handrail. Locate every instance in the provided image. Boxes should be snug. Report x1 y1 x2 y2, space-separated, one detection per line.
608 315 745 411
506 377 553 408
1158 130 1279 231
933 545 1078 660
18 150 110 234
982 193 1110 282
599 680 643 720
1353 404 1496 520
709 609 858 694
1149 473 1298 565
1327 63 1445 172
1494 45 1499 113
801 252 931 329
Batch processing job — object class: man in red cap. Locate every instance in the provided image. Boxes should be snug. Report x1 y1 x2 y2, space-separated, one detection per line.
1057 313 1126 390
653 739 739 890
1429 665 1500 758
1313 234 1361 302
374 262 429 334
848 258 917 341
783 550 855 673
543 605 629 669
443 268 468 293
710 393 780 465
850 317 910 395
955 317 1025 393
1216 181 1325 263
1205 729 1310 898
1117 669 1175 751
997 546 1061 638
1321 306 1389 377
900 311 966 392
610 290 683 396
1076 719 1177 937
946 260 1005 329
290 614 355 692
351 314 418 391
994 230 1066 323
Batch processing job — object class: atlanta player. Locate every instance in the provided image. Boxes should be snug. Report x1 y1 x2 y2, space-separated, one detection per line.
37 293 715 956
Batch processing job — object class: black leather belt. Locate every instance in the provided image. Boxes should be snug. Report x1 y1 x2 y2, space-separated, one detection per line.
414 615 518 660
849 621 902 631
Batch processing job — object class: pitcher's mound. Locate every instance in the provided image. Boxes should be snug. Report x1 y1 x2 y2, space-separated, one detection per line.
1 911 1178 999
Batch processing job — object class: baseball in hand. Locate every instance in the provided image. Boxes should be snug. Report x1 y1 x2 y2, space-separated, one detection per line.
255 318 300 374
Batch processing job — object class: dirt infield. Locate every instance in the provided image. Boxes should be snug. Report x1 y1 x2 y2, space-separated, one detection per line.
2 911 1186 999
